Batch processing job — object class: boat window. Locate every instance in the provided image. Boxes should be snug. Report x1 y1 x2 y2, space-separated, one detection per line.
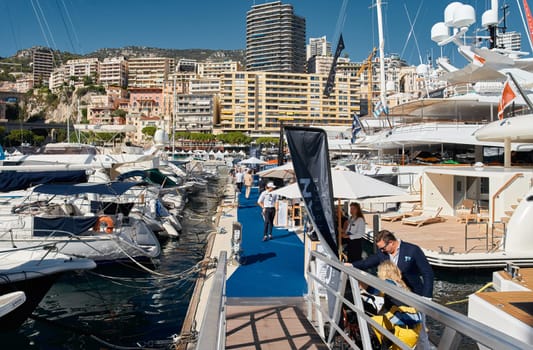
527 195 533 202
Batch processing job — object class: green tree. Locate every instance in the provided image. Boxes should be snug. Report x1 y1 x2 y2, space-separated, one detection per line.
112 109 127 118
142 126 157 138
255 137 279 145
217 131 251 145
6 129 34 146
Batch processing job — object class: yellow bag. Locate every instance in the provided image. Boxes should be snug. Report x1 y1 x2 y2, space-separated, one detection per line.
371 312 422 349
391 324 421 349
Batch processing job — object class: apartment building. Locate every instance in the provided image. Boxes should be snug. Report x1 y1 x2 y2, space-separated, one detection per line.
128 57 174 88
99 56 128 88
129 87 163 116
307 56 352 75
127 115 166 145
246 1 306 73
49 58 99 90
175 94 214 132
32 47 54 87
197 60 242 78
218 71 360 133
306 36 331 60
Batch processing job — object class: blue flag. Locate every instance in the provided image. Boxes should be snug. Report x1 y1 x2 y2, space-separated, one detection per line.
351 113 362 143
323 34 345 98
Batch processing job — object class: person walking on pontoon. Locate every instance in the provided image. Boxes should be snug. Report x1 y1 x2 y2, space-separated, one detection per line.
257 182 278 241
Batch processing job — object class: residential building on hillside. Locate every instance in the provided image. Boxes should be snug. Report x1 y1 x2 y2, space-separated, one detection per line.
128 57 174 88
129 87 163 116
15 74 34 93
99 56 128 88
306 36 331 60
218 71 360 134
307 56 352 75
49 58 99 90
127 115 165 145
87 95 114 124
32 47 54 87
197 60 242 78
246 1 306 73
175 94 214 132
176 59 197 73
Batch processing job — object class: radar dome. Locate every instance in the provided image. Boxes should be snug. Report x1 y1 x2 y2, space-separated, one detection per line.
452 4 475 28
444 2 463 26
431 22 449 43
416 64 429 75
153 129 169 146
481 9 498 28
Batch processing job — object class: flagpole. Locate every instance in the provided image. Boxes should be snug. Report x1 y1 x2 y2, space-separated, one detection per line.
506 72 533 111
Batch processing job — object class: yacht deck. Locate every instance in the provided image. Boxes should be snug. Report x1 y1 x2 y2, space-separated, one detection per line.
364 213 500 255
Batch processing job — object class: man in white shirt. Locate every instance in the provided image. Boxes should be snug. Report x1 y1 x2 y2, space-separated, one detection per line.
235 168 244 193
257 182 278 241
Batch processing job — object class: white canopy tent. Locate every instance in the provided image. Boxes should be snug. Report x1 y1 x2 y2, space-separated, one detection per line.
257 162 295 180
239 156 267 166
272 169 406 200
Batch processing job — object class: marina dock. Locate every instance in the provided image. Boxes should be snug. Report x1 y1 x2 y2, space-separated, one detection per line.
178 177 327 349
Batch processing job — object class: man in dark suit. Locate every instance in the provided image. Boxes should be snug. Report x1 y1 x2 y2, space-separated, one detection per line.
347 229 434 349
349 229 433 298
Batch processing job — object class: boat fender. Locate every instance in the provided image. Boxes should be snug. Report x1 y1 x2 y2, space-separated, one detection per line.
93 216 114 234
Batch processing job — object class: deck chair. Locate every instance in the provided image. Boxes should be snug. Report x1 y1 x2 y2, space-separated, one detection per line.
381 203 418 222
455 199 475 223
401 207 444 227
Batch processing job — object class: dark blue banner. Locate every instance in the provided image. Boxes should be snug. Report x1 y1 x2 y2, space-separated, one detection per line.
285 126 338 256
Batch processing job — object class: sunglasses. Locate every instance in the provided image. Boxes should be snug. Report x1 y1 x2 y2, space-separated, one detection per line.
377 240 392 252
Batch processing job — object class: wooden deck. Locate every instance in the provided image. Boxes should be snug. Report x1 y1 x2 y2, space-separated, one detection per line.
365 213 501 254
225 297 328 350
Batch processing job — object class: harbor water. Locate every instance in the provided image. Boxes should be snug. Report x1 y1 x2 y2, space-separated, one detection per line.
3 175 227 350
3 174 493 349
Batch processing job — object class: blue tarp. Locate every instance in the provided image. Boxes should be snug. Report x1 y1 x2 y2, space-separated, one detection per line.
33 216 99 236
34 182 142 196
0 170 88 192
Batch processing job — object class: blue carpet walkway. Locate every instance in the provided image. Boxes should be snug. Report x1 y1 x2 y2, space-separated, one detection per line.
226 187 307 298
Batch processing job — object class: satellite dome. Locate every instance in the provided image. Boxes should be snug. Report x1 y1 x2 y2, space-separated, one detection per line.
452 4 475 28
416 64 429 75
482 9 498 28
153 129 169 145
431 22 449 43
444 2 463 27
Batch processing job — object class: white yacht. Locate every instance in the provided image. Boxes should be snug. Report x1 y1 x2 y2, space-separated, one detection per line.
0 182 161 263
0 248 95 330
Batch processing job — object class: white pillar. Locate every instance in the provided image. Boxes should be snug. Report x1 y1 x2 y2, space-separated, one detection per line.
504 137 512 168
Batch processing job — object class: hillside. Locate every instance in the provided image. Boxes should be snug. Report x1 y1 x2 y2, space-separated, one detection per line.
86 46 245 62
0 46 245 80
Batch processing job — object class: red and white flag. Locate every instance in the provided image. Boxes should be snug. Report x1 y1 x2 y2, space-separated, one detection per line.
524 0 533 45
498 78 518 119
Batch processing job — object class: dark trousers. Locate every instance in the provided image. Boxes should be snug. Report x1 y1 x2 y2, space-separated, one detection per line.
263 207 276 237
346 238 363 262
236 182 243 192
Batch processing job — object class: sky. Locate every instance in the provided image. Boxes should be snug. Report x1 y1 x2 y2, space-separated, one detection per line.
0 0 529 65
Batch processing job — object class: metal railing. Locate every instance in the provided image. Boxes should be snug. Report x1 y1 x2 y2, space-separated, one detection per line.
196 251 227 350
306 250 532 350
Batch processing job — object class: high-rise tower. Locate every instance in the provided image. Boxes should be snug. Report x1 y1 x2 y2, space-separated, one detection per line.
246 1 306 73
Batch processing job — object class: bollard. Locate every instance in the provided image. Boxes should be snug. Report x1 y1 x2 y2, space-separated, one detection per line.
231 221 243 265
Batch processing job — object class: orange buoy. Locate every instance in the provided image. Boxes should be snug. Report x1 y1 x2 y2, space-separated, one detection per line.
93 216 114 234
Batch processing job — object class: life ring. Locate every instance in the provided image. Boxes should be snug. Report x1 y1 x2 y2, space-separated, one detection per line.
93 216 114 234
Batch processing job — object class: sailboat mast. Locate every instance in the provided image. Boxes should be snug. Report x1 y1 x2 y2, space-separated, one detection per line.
376 0 386 109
